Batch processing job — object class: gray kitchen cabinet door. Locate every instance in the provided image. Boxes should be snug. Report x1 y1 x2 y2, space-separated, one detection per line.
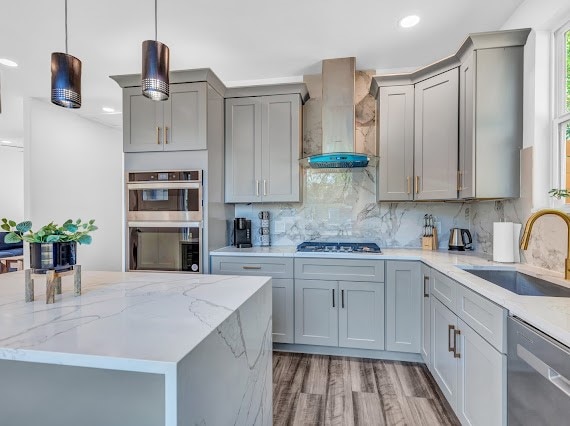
459 52 475 199
163 83 207 151
414 68 459 200
272 278 294 344
431 297 459 410
457 318 506 426
421 264 432 366
261 94 301 202
378 85 415 201
338 281 385 350
225 97 263 203
386 261 421 353
123 87 164 152
294 279 338 347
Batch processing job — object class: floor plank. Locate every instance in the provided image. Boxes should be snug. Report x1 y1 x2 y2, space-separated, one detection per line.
273 352 460 426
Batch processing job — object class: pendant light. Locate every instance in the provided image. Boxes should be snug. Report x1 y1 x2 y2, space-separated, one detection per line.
51 0 82 109
142 0 170 101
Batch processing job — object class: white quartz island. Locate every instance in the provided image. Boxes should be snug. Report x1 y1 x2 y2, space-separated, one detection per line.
0 271 272 426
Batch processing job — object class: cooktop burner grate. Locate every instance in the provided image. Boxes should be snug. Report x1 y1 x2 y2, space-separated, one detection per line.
296 242 382 253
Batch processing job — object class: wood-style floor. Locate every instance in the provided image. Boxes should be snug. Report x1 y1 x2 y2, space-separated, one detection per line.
273 352 460 426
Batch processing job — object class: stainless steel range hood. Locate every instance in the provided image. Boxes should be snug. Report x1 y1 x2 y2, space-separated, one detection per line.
302 57 377 169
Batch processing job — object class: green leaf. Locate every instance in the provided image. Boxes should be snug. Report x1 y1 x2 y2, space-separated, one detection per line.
22 235 36 243
8 220 16 227
0 223 10 231
63 223 78 233
78 235 92 245
76 219 81 225
4 232 22 244
16 221 32 233
89 219 95 225
46 235 61 243
64 219 73 225
88 225 98 231
37 229 45 237
1 218 7 223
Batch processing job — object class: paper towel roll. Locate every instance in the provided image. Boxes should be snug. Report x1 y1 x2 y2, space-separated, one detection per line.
513 223 522 263
493 222 515 263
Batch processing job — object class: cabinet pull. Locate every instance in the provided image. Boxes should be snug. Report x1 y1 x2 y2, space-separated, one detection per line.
263 179 267 196
448 324 455 352
415 176 420 194
242 265 262 270
256 180 260 197
332 289 335 308
423 275 429 297
164 126 169 144
156 127 161 144
407 176 411 194
341 289 345 308
453 329 461 358
457 171 462 191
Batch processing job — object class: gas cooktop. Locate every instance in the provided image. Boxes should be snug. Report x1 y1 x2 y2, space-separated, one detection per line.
296 242 382 254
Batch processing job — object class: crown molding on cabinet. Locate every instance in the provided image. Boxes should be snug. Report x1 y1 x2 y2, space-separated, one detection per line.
225 83 310 104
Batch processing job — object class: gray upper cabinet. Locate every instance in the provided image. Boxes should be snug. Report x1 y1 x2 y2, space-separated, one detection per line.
414 68 459 200
122 82 207 153
459 46 525 199
386 261 421 353
225 93 302 203
377 85 415 201
338 281 385 350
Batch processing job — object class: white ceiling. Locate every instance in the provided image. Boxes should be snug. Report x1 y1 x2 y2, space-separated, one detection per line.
0 0 525 146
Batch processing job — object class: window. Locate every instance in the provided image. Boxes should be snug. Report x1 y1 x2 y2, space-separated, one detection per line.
553 22 570 204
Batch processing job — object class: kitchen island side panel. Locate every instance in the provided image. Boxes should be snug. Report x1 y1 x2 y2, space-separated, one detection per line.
176 280 272 425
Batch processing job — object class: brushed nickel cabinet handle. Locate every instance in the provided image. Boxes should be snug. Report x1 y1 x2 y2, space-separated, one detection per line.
242 265 262 270
415 176 420 194
164 126 169 144
263 179 267 196
453 329 461 358
156 127 161 144
332 289 335 308
448 324 455 352
341 289 345 308
256 180 260 197
423 275 429 297
407 176 411 194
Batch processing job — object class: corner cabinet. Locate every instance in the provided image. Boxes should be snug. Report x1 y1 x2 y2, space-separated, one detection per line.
225 94 302 203
122 82 207 152
420 264 431 365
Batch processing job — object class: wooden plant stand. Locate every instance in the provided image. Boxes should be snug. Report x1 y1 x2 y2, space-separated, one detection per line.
24 265 82 304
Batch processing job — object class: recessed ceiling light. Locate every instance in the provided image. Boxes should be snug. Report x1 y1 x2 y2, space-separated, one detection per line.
399 15 420 29
0 140 13 144
0 58 18 67
102 106 115 113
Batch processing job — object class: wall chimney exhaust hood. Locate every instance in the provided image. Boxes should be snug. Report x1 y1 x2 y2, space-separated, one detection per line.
301 57 378 169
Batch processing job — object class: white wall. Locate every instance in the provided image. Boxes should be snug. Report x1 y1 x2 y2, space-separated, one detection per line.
24 99 123 271
0 147 24 221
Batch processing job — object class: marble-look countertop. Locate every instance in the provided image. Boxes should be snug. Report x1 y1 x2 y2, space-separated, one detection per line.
211 246 570 347
0 271 271 373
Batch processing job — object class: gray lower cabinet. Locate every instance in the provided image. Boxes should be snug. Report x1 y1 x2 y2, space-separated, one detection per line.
122 82 207 152
421 264 431 365
272 278 294 344
414 68 459 200
294 279 338 347
225 94 301 203
338 281 385 350
386 261 421 353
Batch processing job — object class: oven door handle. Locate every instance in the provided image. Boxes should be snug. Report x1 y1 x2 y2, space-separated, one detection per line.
127 221 203 228
127 182 201 190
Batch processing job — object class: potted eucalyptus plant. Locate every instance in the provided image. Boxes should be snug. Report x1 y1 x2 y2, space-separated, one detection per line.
1 218 97 273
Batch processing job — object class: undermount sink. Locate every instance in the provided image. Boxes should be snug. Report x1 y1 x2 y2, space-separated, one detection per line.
461 268 570 297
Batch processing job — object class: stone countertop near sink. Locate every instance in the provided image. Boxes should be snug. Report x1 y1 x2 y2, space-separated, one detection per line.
0 270 271 373
211 246 570 347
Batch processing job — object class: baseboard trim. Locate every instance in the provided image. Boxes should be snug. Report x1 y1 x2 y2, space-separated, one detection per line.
273 343 424 363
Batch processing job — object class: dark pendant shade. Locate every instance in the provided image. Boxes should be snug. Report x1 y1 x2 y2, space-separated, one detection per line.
142 40 170 101
51 52 82 108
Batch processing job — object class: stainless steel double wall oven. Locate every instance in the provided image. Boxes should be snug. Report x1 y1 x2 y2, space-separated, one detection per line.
127 170 202 273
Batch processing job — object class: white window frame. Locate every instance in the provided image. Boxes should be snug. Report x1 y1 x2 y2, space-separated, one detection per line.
551 20 570 210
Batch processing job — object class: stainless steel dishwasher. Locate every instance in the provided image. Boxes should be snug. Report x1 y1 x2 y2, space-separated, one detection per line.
508 316 570 425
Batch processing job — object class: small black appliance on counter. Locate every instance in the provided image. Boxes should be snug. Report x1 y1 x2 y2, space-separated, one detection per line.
233 218 252 248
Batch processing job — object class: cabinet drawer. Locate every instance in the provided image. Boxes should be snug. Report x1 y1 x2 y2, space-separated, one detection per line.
431 269 458 311
210 256 293 278
456 285 506 353
294 258 385 282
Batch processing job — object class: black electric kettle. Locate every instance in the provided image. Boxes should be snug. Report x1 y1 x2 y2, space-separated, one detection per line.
448 228 473 251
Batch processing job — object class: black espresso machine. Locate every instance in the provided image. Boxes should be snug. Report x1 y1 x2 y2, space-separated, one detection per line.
233 218 252 248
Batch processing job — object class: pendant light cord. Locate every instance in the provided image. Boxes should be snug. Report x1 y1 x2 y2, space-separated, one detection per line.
154 0 158 41
65 0 68 54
